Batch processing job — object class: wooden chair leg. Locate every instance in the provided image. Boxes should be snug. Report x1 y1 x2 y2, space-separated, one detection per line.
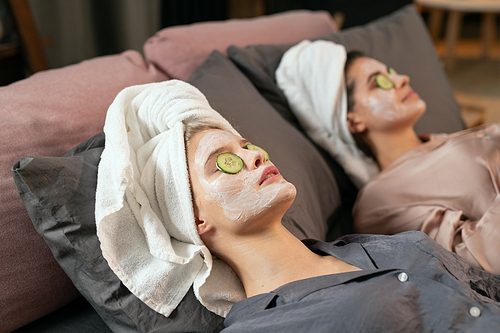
428 8 444 41
8 0 48 73
481 13 496 59
445 10 462 71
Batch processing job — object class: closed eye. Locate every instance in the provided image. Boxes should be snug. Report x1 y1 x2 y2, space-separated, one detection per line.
367 71 381 85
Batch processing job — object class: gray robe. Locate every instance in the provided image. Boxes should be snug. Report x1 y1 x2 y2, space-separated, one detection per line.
223 232 500 332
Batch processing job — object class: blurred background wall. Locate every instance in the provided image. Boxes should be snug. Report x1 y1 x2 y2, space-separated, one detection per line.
28 0 161 69
23 0 412 69
1 0 497 125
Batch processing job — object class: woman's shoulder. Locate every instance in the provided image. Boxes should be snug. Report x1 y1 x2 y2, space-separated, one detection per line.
359 124 500 192
337 231 464 268
380 124 500 173
428 123 500 142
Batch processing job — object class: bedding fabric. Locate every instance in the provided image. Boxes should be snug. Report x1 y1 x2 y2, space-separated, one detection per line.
13 133 226 333
223 231 500 332
353 124 500 275
14 297 111 333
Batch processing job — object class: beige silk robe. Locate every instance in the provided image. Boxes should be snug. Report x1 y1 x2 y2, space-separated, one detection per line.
353 124 500 274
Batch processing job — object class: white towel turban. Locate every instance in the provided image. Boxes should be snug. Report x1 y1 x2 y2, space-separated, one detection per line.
95 80 246 318
275 40 379 188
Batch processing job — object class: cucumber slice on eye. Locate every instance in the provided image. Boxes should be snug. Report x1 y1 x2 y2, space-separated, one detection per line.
388 67 398 75
245 144 270 161
216 152 244 174
375 74 394 90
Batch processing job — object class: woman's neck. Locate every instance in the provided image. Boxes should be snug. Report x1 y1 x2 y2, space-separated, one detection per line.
223 225 360 297
371 128 423 170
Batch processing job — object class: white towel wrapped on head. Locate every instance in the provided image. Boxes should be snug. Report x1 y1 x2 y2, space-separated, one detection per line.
275 40 379 188
95 80 246 318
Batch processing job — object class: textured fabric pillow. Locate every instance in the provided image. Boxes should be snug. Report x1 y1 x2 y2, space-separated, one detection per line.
228 4 466 136
12 51 341 333
13 133 224 333
143 10 337 81
1 50 168 333
14 297 111 333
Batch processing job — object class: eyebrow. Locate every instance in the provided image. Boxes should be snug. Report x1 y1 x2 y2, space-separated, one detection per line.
204 138 251 168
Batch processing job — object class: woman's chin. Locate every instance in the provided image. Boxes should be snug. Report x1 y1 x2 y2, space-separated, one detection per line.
268 181 297 217
239 182 297 225
275 180 297 203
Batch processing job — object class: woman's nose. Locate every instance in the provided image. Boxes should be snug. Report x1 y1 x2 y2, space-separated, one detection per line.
392 74 409 89
243 149 266 169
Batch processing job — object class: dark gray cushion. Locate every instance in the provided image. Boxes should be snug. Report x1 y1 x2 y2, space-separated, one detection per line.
12 133 225 333
14 297 112 333
228 4 466 136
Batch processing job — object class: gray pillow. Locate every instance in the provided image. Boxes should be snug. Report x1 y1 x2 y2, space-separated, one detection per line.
228 4 466 136
12 133 224 333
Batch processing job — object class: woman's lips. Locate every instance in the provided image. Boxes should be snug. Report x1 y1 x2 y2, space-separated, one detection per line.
403 89 418 101
260 166 281 185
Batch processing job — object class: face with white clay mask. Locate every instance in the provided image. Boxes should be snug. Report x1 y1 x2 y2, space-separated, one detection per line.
187 129 296 237
345 56 426 134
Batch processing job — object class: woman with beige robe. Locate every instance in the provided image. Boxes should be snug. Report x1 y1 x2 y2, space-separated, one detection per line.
343 52 500 275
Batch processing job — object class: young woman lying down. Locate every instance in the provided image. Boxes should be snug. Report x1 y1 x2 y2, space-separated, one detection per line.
276 40 500 275
95 80 500 332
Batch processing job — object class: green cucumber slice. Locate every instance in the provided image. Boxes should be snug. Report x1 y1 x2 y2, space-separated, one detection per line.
375 74 394 90
245 144 269 161
388 67 398 75
216 152 244 174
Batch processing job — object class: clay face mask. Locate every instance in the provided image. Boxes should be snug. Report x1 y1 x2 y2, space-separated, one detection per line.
195 131 293 222
356 60 405 122
364 94 403 122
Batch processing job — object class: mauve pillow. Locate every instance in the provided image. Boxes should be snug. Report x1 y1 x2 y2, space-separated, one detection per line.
143 10 338 81
0 50 168 333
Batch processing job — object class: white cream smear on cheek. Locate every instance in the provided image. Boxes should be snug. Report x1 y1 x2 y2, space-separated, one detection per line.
364 95 403 121
195 131 289 222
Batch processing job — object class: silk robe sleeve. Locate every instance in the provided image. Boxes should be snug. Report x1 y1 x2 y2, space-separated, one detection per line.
353 124 500 275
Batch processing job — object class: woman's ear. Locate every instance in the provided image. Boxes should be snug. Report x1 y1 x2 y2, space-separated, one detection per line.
195 217 212 236
192 199 211 236
346 113 366 134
